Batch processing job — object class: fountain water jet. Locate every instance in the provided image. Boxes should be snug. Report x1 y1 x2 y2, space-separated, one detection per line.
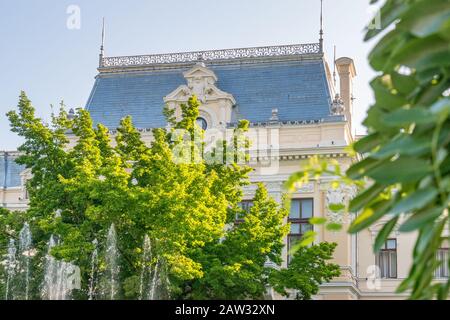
1 223 175 300
88 239 99 300
41 235 78 300
5 239 17 300
149 259 160 300
42 235 57 299
19 222 33 300
139 235 152 300
104 224 119 300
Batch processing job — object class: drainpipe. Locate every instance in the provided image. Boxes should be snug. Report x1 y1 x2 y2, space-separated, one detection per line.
1 152 8 207
356 230 359 290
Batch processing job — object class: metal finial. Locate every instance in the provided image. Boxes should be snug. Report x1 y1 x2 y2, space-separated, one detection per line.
101 18 105 54
333 45 337 86
319 0 324 53
99 18 106 67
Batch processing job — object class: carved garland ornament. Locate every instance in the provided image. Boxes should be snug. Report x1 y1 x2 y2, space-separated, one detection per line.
325 184 357 224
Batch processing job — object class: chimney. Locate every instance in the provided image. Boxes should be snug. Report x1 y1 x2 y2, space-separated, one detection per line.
335 57 357 134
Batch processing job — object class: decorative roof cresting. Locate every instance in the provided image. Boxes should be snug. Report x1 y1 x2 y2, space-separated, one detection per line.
100 43 321 68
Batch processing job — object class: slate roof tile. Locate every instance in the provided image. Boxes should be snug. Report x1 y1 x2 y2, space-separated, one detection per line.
86 58 333 129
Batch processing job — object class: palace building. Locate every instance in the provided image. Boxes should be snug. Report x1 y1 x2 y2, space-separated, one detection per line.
1 28 448 300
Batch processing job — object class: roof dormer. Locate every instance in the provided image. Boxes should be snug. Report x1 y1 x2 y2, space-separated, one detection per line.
164 62 236 129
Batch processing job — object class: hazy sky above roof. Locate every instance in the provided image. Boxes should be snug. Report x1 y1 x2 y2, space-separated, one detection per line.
0 0 379 150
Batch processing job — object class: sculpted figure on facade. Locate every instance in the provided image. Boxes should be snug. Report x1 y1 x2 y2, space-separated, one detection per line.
325 184 356 224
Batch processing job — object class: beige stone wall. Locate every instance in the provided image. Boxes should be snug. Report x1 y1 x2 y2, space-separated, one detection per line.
0 187 28 211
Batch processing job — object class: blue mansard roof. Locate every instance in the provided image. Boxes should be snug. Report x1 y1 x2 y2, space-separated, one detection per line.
86 43 335 129
0 152 25 188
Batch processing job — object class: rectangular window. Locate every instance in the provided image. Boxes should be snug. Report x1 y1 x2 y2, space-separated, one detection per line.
376 239 397 279
288 198 313 263
435 248 449 279
236 200 254 223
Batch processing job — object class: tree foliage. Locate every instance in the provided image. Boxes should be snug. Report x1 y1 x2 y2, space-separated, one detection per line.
184 186 289 300
269 242 340 300
3 92 339 299
288 0 450 300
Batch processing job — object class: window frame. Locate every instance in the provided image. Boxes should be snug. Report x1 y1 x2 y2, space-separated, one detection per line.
288 198 314 264
376 239 398 279
236 200 254 224
196 117 208 130
435 248 449 279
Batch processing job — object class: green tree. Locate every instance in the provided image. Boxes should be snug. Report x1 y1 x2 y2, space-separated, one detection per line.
288 0 450 300
4 92 340 300
182 185 289 299
269 242 340 300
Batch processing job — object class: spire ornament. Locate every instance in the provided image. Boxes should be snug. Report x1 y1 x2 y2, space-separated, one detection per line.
99 18 106 67
319 0 324 53
333 45 337 86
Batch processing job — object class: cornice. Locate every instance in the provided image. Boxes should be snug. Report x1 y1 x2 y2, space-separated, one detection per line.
97 44 323 75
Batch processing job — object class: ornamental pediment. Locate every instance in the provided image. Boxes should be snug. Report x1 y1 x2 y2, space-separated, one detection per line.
183 64 218 82
164 62 235 105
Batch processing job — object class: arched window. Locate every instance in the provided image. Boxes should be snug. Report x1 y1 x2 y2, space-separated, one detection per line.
196 117 208 130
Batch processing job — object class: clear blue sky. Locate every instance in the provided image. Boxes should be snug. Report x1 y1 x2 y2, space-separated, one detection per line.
0 0 378 150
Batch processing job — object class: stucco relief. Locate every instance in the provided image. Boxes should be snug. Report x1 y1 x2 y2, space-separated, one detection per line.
242 181 283 195
325 184 356 224
242 181 314 198
296 182 315 193
264 181 284 193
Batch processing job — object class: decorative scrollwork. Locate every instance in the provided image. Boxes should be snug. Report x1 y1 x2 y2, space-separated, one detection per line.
325 184 357 225
101 43 321 68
